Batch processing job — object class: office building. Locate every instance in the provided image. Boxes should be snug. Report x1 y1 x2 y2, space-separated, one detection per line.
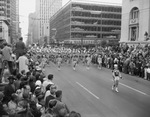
27 12 39 45
35 0 62 42
0 0 19 43
0 20 9 43
120 0 150 44
50 1 121 45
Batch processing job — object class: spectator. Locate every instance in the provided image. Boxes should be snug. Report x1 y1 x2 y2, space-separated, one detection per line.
1 42 13 74
8 93 18 115
15 100 33 117
40 106 52 117
29 76 36 93
0 92 8 116
30 101 41 117
3 75 16 104
15 37 26 59
45 84 56 109
14 73 22 90
0 51 2 80
53 90 70 116
146 65 150 80
69 111 81 117
43 74 54 93
44 84 52 100
17 52 29 74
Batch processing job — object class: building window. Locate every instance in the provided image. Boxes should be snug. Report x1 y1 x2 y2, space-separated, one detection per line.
130 7 139 19
129 7 139 41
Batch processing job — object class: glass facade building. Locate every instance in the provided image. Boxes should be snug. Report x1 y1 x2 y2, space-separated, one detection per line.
50 1 121 45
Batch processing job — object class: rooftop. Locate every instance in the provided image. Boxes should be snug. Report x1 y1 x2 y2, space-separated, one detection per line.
50 0 122 21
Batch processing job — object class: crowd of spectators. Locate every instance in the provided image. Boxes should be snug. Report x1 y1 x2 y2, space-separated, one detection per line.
0 39 81 117
92 43 150 80
1 38 150 117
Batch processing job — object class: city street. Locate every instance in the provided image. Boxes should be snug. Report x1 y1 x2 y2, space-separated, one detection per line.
45 62 150 117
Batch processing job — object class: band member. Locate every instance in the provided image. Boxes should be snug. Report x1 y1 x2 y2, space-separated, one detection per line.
97 54 102 69
112 64 122 92
86 54 92 70
72 55 78 70
56 54 62 71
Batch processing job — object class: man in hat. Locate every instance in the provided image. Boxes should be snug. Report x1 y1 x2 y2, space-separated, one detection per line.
3 75 16 104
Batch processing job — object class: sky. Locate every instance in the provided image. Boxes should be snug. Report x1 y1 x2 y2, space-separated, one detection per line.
19 0 122 43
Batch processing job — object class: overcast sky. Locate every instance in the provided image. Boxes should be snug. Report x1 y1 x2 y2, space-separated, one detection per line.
19 0 122 42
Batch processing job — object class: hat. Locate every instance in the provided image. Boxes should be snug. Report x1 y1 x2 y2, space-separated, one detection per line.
35 80 42 86
8 75 16 80
34 87 42 97
0 92 4 100
114 64 118 68
36 66 42 71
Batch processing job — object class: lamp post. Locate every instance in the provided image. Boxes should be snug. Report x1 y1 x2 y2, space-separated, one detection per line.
90 11 102 50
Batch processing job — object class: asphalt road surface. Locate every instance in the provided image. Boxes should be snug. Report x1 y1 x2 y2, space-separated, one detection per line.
45 62 150 117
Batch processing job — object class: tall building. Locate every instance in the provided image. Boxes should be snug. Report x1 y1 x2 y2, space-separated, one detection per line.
35 0 62 43
27 12 38 45
0 0 10 42
16 0 20 38
120 0 150 44
50 1 121 45
0 0 19 43
0 0 7 19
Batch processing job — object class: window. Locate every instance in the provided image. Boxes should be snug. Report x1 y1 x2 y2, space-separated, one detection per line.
130 7 139 19
0 27 2 32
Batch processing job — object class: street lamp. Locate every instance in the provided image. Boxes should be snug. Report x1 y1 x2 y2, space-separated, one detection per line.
90 11 102 50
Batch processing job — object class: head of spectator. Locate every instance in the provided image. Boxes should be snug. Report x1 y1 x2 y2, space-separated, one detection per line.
11 93 18 101
34 86 42 98
50 84 57 95
55 90 62 102
48 74 53 81
23 85 31 94
58 108 68 117
35 72 41 81
3 41 7 47
48 99 57 109
2 68 10 83
21 70 26 76
46 84 52 92
16 100 28 112
0 92 4 102
19 37 23 42
69 111 81 117
16 89 22 100
8 75 16 84
26 71 31 77
16 73 22 81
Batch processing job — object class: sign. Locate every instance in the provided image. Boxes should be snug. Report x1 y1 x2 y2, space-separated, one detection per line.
130 19 138 25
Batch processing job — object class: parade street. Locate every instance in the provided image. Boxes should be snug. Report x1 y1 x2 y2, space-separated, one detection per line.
45 63 150 117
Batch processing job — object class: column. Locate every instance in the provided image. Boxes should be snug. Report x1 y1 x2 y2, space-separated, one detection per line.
136 26 139 41
129 27 131 41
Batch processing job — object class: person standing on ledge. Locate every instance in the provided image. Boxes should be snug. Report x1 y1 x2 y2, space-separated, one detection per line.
15 37 26 59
